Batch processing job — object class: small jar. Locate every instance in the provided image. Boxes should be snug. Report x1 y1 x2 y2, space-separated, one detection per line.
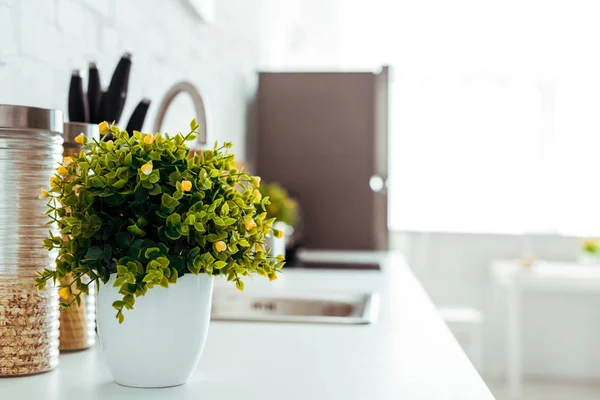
0 105 63 376
57 122 99 352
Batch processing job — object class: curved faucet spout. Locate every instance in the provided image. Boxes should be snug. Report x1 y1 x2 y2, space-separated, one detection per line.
153 81 207 145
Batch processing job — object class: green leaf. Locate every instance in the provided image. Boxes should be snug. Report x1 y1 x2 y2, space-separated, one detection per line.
135 188 149 203
214 260 227 269
148 170 160 183
161 193 180 209
235 279 244 291
168 256 185 276
112 179 128 189
187 247 201 259
168 171 182 185
115 232 132 248
165 228 181 240
144 247 161 260
149 184 162 196
112 300 125 309
238 239 250 247
166 213 182 228
224 217 237 226
168 268 178 284
85 246 103 260
113 277 125 287
127 224 146 237
213 216 225 226
156 243 169 255
206 233 220 242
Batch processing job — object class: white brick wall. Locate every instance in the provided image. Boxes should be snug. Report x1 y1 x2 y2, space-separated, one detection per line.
0 0 264 158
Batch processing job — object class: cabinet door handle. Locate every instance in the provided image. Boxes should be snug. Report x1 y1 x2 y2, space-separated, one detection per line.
369 175 388 193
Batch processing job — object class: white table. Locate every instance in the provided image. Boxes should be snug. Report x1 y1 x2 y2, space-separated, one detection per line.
490 260 600 399
1 251 494 400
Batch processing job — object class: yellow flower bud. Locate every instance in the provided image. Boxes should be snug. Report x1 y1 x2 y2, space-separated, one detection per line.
49 176 61 188
274 229 284 239
140 163 153 176
251 176 261 186
99 121 110 133
39 189 50 199
252 243 264 253
58 287 70 300
57 165 68 176
269 273 278 282
181 180 192 192
63 156 74 167
215 241 227 252
253 189 262 201
143 134 154 145
244 218 257 231
74 133 87 145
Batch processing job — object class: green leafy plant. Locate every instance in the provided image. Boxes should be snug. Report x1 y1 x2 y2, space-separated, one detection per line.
582 238 599 255
258 182 298 227
36 120 285 323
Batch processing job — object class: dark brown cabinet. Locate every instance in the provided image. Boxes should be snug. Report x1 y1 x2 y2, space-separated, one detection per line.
255 67 390 251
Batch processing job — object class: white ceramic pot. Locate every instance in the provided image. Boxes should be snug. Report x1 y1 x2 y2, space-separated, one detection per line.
96 273 213 388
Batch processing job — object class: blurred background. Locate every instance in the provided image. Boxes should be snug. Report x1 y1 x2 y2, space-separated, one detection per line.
3 0 600 398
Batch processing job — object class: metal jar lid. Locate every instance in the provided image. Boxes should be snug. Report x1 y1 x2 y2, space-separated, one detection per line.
0 104 63 133
64 122 100 146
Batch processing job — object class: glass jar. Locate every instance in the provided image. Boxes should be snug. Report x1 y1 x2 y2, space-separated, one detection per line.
57 122 99 352
0 105 63 376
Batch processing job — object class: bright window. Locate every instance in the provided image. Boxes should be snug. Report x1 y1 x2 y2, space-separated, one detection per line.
261 0 600 235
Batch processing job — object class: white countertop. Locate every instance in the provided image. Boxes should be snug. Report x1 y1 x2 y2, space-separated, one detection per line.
0 251 494 399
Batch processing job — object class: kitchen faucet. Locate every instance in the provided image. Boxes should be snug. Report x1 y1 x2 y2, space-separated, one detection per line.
153 81 207 145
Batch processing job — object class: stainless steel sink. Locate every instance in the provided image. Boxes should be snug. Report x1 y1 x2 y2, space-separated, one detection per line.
211 291 378 324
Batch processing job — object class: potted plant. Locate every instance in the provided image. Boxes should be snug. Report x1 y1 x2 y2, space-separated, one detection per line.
36 120 285 387
580 238 600 265
259 182 298 257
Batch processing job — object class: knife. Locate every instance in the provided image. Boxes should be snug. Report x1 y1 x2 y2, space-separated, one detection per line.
68 70 89 123
126 99 151 133
99 52 132 124
87 62 102 123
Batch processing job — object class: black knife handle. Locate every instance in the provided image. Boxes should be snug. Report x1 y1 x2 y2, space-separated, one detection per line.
126 99 151 133
88 63 102 124
108 52 132 124
68 70 89 123
98 90 125 126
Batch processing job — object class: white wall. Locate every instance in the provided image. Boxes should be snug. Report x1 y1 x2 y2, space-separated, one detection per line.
0 0 265 158
392 231 600 380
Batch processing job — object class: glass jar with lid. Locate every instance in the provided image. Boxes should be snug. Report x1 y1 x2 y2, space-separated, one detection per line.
0 105 63 376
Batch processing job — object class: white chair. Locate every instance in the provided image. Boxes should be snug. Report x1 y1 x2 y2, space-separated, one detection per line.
438 307 484 372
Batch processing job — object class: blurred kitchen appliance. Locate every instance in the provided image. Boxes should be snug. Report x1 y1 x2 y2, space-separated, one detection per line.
256 67 390 250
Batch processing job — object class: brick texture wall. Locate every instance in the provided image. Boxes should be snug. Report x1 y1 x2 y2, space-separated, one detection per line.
0 0 264 157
